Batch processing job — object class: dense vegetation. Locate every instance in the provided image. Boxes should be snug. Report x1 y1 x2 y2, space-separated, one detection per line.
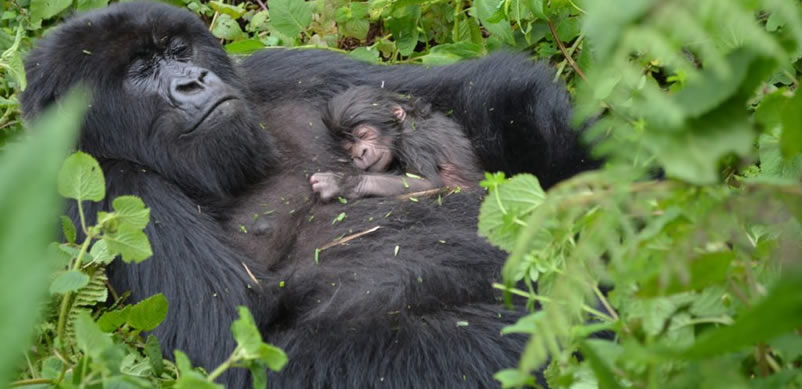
1 0 801 387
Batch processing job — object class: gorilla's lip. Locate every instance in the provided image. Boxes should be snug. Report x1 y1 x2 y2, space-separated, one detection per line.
186 95 239 135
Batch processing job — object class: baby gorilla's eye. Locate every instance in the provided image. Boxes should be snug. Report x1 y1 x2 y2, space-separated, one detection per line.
341 141 353 152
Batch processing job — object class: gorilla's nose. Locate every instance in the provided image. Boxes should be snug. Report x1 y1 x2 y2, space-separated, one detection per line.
170 68 226 109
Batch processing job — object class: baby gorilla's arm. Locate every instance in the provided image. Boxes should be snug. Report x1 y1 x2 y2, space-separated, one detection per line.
310 172 435 201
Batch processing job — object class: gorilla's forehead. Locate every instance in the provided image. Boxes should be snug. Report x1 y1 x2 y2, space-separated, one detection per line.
55 3 211 64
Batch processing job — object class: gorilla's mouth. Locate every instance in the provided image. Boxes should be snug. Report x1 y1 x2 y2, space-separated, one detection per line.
186 96 239 135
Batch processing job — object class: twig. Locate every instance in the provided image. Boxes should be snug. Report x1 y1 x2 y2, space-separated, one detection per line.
255 0 268 11
319 225 381 251
9 378 54 387
396 187 456 200
241 262 260 285
547 19 586 81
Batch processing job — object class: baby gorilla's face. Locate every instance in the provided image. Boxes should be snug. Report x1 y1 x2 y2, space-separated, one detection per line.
341 124 394 172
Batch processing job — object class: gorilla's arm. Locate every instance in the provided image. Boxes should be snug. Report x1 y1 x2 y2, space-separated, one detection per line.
241 50 598 188
68 160 270 387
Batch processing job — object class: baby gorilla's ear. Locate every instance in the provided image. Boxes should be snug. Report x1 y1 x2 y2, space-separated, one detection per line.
391 104 407 121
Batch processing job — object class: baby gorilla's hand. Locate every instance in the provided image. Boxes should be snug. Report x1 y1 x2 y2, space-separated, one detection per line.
310 172 343 201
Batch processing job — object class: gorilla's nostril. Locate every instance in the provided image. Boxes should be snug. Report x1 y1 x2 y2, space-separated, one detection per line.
176 81 203 94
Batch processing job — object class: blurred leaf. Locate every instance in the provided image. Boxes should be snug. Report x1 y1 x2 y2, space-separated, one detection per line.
478 174 546 252
270 0 313 39
779 88 802 157
348 46 380 63
75 0 109 11
580 340 623 389
29 0 71 22
74 311 113 358
127 293 168 331
225 39 267 54
57 151 105 203
0 89 84 387
209 1 246 18
639 251 734 296
97 307 129 332
386 7 421 56
144 335 165 377
678 271 802 359
61 215 76 244
212 14 247 41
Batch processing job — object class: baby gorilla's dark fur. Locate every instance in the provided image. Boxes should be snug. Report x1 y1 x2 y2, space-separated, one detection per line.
312 86 483 200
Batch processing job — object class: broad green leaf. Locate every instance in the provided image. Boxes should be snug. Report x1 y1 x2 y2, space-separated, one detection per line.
104 224 153 263
494 368 537 388
0 27 26 90
74 311 113 358
57 151 105 202
127 293 168 331
232 306 264 357
212 14 247 41
580 340 624 389
472 0 515 45
269 0 313 39
97 307 129 332
678 271 802 359
673 49 755 119
112 195 150 230
49 270 90 294
386 8 421 56
225 39 267 54
29 0 72 22
478 174 546 252
348 46 380 63
258 343 288 371
60 215 76 244
75 0 109 11
209 1 247 18
0 89 84 387
174 351 222 388
89 240 115 265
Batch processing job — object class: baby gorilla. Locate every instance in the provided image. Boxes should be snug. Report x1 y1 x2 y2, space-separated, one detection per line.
310 85 484 201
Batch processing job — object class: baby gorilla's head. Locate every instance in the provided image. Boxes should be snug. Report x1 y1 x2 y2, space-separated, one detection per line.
324 85 426 172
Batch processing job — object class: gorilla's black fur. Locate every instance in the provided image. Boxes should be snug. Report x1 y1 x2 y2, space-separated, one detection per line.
22 3 594 387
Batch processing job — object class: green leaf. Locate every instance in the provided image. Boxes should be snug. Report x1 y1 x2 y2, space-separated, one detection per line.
494 368 537 388
0 89 84 386
49 270 90 294
232 306 264 357
89 240 115 265
75 0 109 11
127 293 168 331
258 343 288 371
639 251 735 296
779 89 802 157
211 14 247 41
145 335 165 377
348 46 381 63
225 39 267 54
112 195 150 230
174 351 222 389
386 7 421 56
678 271 802 359
580 340 624 389
97 307 129 332
29 0 72 22
209 1 247 18
60 215 76 244
74 311 113 358
57 151 106 202
103 224 153 263
269 0 313 38
478 174 546 252
473 0 515 45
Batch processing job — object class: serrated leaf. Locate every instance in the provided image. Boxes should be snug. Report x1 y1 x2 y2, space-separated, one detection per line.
88 240 115 265
61 215 76 244
57 151 106 202
639 251 735 296
478 174 546 252
50 270 90 294
127 294 168 331
112 195 150 230
104 224 153 263
74 311 112 358
269 0 313 38
386 8 421 56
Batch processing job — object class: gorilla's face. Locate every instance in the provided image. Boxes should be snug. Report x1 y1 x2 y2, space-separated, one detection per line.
22 3 275 199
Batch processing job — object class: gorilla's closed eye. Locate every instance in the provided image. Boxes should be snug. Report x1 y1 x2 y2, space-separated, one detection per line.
167 39 192 59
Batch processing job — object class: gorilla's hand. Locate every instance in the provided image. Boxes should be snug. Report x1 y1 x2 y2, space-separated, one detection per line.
310 172 344 201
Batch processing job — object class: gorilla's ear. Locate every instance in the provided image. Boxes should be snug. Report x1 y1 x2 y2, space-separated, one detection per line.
404 97 431 119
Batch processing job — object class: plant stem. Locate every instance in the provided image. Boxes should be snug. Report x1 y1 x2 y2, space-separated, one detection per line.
206 347 241 382
9 378 54 387
55 237 92 363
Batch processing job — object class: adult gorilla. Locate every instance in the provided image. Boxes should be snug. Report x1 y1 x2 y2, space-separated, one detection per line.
22 3 593 387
